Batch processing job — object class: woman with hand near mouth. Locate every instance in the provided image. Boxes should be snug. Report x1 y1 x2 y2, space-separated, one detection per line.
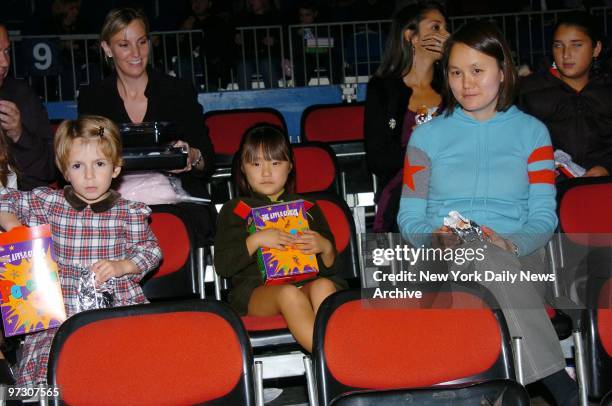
364 2 449 233
520 11 612 178
78 8 216 245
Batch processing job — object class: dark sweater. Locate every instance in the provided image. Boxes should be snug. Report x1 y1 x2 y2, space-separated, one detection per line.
519 71 612 174
77 69 215 198
364 76 412 187
214 191 346 314
0 77 56 190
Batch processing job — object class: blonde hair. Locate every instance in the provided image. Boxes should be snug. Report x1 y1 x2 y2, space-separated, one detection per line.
54 115 122 174
100 7 149 65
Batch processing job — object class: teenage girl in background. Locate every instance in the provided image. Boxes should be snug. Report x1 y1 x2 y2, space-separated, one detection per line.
520 11 612 178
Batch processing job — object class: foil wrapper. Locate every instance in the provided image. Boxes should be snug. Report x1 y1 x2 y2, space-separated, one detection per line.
415 106 439 126
443 211 484 243
76 267 114 313
554 149 586 178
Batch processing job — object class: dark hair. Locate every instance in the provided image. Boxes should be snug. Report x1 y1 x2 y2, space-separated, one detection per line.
553 11 602 47
233 124 295 197
441 21 517 115
296 0 318 11
375 1 446 78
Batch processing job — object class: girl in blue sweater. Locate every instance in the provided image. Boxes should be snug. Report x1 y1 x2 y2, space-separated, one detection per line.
398 22 578 405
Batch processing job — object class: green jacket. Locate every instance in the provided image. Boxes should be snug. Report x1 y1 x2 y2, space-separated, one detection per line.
214 191 347 314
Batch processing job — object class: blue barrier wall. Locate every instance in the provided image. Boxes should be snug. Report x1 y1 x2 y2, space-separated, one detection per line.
45 84 367 142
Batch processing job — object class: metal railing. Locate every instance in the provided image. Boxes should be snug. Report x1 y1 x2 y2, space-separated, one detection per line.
7 7 611 102
448 7 611 69
288 20 388 86
8 30 205 102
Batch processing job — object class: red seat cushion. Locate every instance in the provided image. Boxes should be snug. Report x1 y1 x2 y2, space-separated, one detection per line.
560 184 612 246
545 304 557 319
242 315 288 331
324 292 502 389
303 105 365 143
316 199 350 253
56 312 243 405
598 279 612 357
206 111 284 155
294 146 335 193
149 213 190 278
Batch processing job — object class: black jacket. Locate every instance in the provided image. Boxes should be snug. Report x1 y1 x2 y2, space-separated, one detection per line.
0 77 56 190
78 69 215 198
519 71 612 174
364 76 412 188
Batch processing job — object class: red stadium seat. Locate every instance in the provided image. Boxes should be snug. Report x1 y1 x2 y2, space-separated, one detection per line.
555 177 612 400
141 211 198 300
48 300 255 405
300 103 372 200
204 108 286 201
292 142 338 194
313 287 529 405
301 103 365 144
584 277 612 399
204 108 286 158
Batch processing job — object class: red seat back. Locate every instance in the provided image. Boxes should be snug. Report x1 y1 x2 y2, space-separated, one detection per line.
48 301 255 405
293 143 337 194
559 181 612 246
598 278 612 357
314 289 513 404
301 104 365 143
149 212 190 278
204 109 286 156
316 199 350 254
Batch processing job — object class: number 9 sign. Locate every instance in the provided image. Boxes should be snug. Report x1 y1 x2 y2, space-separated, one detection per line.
21 38 61 76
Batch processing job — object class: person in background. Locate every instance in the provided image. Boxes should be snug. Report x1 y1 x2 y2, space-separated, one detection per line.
364 2 449 232
520 11 612 178
180 0 235 90
290 0 339 86
78 8 216 246
0 24 56 190
398 21 579 406
234 0 283 89
44 0 86 35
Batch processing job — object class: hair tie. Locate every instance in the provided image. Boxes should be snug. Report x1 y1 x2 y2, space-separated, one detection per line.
98 126 105 137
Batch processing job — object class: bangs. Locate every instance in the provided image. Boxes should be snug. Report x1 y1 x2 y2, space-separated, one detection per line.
242 136 290 164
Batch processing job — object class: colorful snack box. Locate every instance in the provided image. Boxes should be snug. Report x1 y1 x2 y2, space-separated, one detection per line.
0 225 66 337
237 200 319 285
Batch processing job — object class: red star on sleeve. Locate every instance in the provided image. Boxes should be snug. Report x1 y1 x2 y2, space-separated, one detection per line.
403 157 426 191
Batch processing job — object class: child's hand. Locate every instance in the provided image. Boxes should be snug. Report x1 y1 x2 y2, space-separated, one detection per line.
255 228 296 250
91 260 133 286
294 230 333 255
0 213 23 231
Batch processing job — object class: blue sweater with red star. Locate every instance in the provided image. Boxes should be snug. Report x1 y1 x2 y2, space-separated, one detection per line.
397 106 557 256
